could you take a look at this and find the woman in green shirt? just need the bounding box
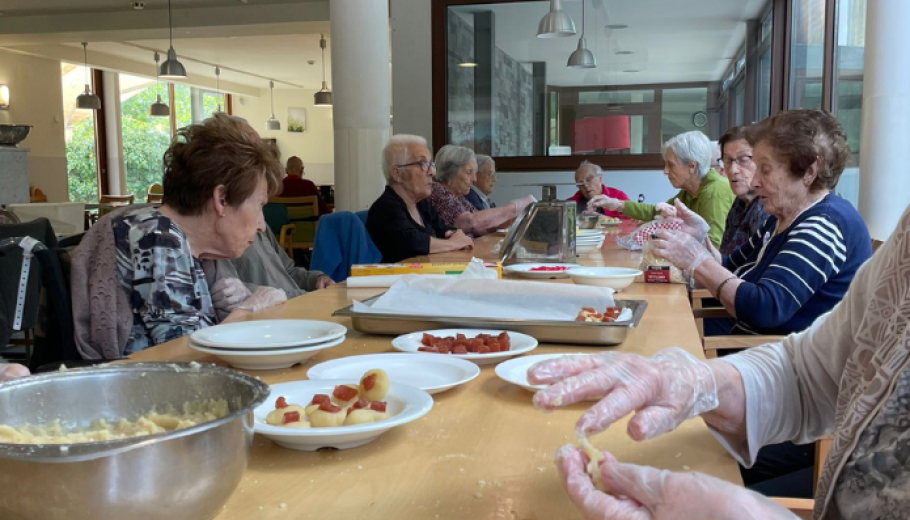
[587,130,736,248]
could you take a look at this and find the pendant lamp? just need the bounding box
[567,0,596,68]
[149,52,170,117]
[313,34,333,107]
[76,42,102,110]
[159,0,187,79]
[265,81,281,130]
[537,0,576,38]
[213,66,223,113]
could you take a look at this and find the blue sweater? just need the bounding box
[723,194,871,335]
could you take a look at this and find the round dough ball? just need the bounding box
[304,404,320,417]
[359,369,390,402]
[265,405,308,427]
[308,408,346,428]
[343,409,376,426]
[372,410,391,423]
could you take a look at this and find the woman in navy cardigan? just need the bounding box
[652,109,872,337]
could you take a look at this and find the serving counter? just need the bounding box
[129,226,741,520]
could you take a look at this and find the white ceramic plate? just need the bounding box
[188,336,345,370]
[254,379,433,450]
[576,229,605,237]
[190,320,347,350]
[495,353,596,394]
[391,329,539,365]
[307,353,480,394]
[502,263,582,279]
[566,267,643,291]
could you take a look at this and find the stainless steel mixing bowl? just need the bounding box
[0,363,270,520]
[0,125,32,147]
[577,214,599,229]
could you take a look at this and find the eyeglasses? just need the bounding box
[722,155,753,168]
[397,160,436,173]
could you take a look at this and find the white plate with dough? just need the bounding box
[188,336,345,370]
[391,329,538,365]
[254,379,433,450]
[495,353,596,393]
[307,353,480,394]
[502,263,582,279]
[190,320,347,350]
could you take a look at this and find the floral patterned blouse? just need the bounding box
[719,196,768,257]
[429,182,476,234]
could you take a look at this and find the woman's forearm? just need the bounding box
[429,236,461,254]
[694,259,744,318]
[455,205,517,235]
[701,360,748,438]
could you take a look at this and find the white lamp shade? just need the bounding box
[76,85,102,110]
[149,95,170,117]
[567,37,597,68]
[265,116,281,131]
[159,47,187,79]
[0,84,9,109]
[537,0,576,38]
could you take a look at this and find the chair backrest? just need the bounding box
[262,202,290,236]
[270,196,320,216]
[871,238,884,253]
[147,184,164,204]
[310,211,382,281]
[286,206,318,246]
[100,194,135,206]
[29,186,48,203]
[355,210,369,226]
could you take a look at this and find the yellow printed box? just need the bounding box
[350,262,502,278]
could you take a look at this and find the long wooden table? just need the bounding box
[130,226,741,519]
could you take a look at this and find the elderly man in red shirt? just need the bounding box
[280,156,328,214]
[568,161,629,219]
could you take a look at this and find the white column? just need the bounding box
[857,0,910,239]
[329,0,391,212]
[101,71,126,196]
[390,0,433,146]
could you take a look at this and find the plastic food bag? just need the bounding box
[637,239,687,284]
[616,218,683,251]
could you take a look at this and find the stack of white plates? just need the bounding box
[576,232,606,255]
[188,320,347,370]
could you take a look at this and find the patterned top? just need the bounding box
[719,196,768,256]
[112,206,215,353]
[429,182,476,233]
[835,366,910,519]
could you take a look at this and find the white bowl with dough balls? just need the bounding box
[566,267,642,291]
[253,379,433,450]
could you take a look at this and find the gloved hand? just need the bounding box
[650,229,713,273]
[445,229,474,250]
[529,348,718,440]
[555,445,799,520]
[511,195,537,214]
[210,278,252,313]
[654,202,677,219]
[587,195,623,212]
[315,275,336,290]
[236,286,287,312]
[0,363,30,382]
[671,199,710,244]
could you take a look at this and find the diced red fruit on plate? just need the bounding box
[370,401,387,412]
[421,333,434,346]
[318,402,342,413]
[275,396,288,409]
[310,394,331,407]
[361,373,377,391]
[352,397,369,410]
[281,411,301,424]
[529,266,568,271]
[452,345,468,355]
[333,385,359,401]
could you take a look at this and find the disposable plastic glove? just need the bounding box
[650,229,713,273]
[236,286,287,312]
[671,199,710,244]
[654,202,677,219]
[529,348,718,440]
[511,194,537,214]
[587,195,623,212]
[555,445,799,520]
[210,278,252,313]
[0,363,30,382]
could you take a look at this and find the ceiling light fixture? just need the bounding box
[149,51,170,117]
[537,0,576,38]
[76,42,102,110]
[622,69,640,73]
[458,62,479,68]
[266,80,280,130]
[314,34,333,107]
[0,84,9,110]
[159,0,187,79]
[567,0,596,68]
[615,50,634,55]
[214,66,223,113]
[605,24,629,29]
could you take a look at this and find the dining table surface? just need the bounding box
[129,222,743,520]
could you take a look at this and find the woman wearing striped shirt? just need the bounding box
[652,109,872,337]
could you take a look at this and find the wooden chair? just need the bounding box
[29,186,48,203]
[147,183,163,204]
[90,194,135,224]
[268,196,320,257]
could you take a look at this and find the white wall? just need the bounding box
[390,0,433,145]
[232,87,335,185]
[491,170,680,209]
[0,49,69,202]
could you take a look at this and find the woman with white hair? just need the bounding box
[588,130,735,248]
[430,145,535,237]
[366,135,474,263]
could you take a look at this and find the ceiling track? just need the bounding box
[119,41,307,89]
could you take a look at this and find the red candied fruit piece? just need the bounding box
[370,401,387,412]
[421,333,435,346]
[452,345,468,355]
[310,394,331,407]
[352,397,369,410]
[275,396,288,409]
[477,345,490,354]
[281,411,301,424]
[497,332,511,350]
[362,373,377,391]
[333,385,359,401]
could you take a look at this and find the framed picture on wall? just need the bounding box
[287,107,306,133]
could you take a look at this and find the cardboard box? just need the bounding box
[350,262,502,278]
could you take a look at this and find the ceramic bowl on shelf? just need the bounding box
[0,125,32,147]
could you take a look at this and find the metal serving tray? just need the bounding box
[332,296,647,346]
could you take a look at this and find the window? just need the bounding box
[62,63,98,203]
[119,73,171,201]
[755,7,774,121]
[661,88,708,144]
[789,0,826,109]
[173,84,226,130]
[832,0,866,206]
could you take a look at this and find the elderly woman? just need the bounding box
[588,131,735,248]
[366,135,474,263]
[717,126,769,256]
[465,154,497,211]
[530,203,910,520]
[0,363,29,382]
[653,110,872,337]
[429,145,535,236]
[103,114,286,354]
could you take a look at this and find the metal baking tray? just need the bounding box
[332,296,647,346]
